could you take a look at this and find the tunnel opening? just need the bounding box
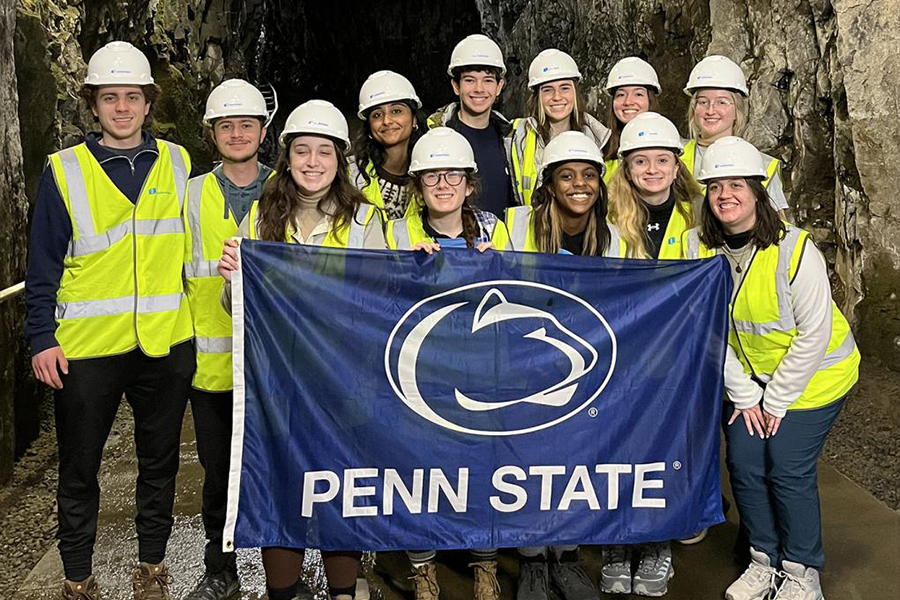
[245,0,484,157]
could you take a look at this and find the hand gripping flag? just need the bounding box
[224,241,732,551]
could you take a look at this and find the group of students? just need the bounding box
[23,32,859,600]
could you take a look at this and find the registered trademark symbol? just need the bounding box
[673,461,682,470]
[588,407,599,418]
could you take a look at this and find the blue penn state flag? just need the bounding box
[223,241,732,552]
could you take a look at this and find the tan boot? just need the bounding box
[470,560,500,600]
[131,560,172,600]
[410,562,440,600]
[62,575,100,600]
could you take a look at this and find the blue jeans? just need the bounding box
[723,397,845,570]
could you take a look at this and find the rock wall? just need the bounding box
[477,0,900,369]
[0,0,31,482]
[1,0,897,479]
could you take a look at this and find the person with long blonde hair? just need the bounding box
[607,112,701,261]
[682,55,789,216]
[601,112,702,597]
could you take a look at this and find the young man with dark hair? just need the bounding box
[428,34,516,219]
[25,41,193,600]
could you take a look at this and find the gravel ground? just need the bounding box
[1,362,897,596]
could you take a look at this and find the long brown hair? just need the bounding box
[525,81,589,144]
[603,87,660,160]
[257,135,368,242]
[411,170,483,248]
[698,178,786,249]
[607,152,701,258]
[530,163,611,256]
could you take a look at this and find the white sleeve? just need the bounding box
[765,162,789,211]
[724,344,764,409]
[762,240,832,417]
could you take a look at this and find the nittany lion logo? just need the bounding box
[384,281,616,436]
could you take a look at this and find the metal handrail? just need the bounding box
[0,281,24,304]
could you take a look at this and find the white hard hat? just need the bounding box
[618,112,684,157]
[605,57,661,94]
[528,49,582,88]
[540,131,605,176]
[684,55,749,96]
[409,127,478,174]
[447,34,506,77]
[204,79,268,125]
[279,100,350,148]
[84,41,154,86]
[696,136,767,182]
[357,70,422,120]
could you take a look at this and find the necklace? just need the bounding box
[722,244,754,273]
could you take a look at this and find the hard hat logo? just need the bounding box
[357,70,421,120]
[409,127,478,174]
[696,136,767,181]
[618,112,684,157]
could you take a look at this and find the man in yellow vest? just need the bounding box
[24,41,193,600]
[183,79,272,600]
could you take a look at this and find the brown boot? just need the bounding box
[409,562,440,600]
[131,560,172,600]
[470,560,500,600]
[61,575,100,600]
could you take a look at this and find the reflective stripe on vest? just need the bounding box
[249,201,376,248]
[505,205,625,257]
[687,225,859,409]
[49,140,192,359]
[388,219,414,250]
[681,139,779,189]
[185,171,251,391]
[510,120,538,206]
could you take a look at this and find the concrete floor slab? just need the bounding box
[14,405,900,599]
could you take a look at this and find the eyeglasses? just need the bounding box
[421,171,466,187]
[696,97,734,109]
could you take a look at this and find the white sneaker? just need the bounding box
[772,560,824,600]
[725,547,777,600]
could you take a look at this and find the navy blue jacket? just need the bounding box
[25,131,174,355]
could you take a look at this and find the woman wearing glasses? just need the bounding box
[386,127,509,253]
[682,55,789,217]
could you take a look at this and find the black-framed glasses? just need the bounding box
[421,171,466,187]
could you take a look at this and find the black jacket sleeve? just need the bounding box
[25,166,72,356]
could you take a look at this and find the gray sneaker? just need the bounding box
[549,556,598,600]
[600,545,632,595]
[185,570,240,600]
[517,559,550,600]
[632,543,674,597]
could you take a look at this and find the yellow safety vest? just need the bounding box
[683,226,860,409]
[247,200,379,247]
[681,139,779,189]
[386,208,510,250]
[500,205,626,257]
[603,158,619,184]
[352,161,418,219]
[48,139,192,359]
[655,201,694,260]
[184,170,272,392]
[509,119,540,206]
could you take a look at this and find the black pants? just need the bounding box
[189,389,236,574]
[55,342,194,581]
